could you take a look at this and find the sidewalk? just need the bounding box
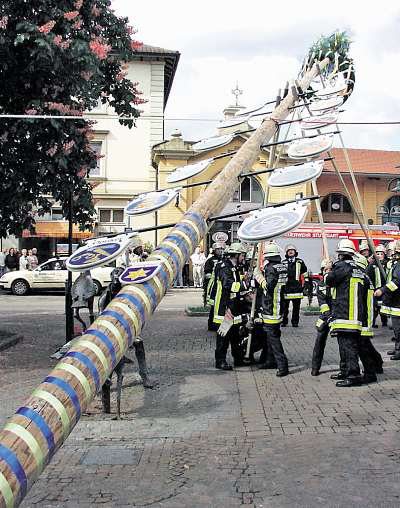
[2,302,400,506]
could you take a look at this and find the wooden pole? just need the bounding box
[0,58,329,508]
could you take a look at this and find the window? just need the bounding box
[51,208,63,221]
[89,141,102,177]
[388,179,400,193]
[231,176,264,203]
[99,209,125,224]
[382,196,400,225]
[321,193,351,213]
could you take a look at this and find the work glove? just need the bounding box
[218,309,234,337]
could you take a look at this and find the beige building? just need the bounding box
[17,45,180,259]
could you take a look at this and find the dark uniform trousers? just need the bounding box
[311,324,330,371]
[215,325,243,365]
[373,299,387,327]
[392,316,400,355]
[282,299,301,326]
[262,324,288,371]
[337,332,378,378]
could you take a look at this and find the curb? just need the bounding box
[0,334,23,352]
[185,310,209,317]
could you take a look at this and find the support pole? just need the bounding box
[0,58,330,508]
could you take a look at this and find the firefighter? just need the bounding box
[376,240,400,360]
[311,258,333,376]
[282,244,308,327]
[359,240,371,258]
[354,252,383,382]
[326,239,365,387]
[366,244,387,328]
[204,242,225,331]
[253,243,289,377]
[213,242,247,370]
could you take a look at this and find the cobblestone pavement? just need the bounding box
[2,292,400,507]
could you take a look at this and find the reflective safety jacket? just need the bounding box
[386,258,394,282]
[213,258,244,324]
[325,259,366,333]
[361,274,374,337]
[256,256,287,325]
[315,278,332,331]
[204,255,220,305]
[282,256,308,299]
[366,261,386,290]
[381,259,400,316]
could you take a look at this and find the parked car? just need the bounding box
[0,257,113,296]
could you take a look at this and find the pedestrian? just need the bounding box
[27,248,39,270]
[191,246,206,288]
[5,248,18,272]
[282,244,309,327]
[377,240,400,360]
[213,243,247,370]
[0,249,5,277]
[311,258,333,376]
[326,239,365,387]
[253,243,289,377]
[31,247,39,264]
[358,240,371,259]
[19,248,29,270]
[366,244,387,328]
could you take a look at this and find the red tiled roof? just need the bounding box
[323,148,400,176]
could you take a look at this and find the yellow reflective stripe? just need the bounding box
[331,287,336,299]
[349,279,355,322]
[181,219,201,242]
[0,471,14,508]
[163,240,185,265]
[320,304,330,313]
[78,340,109,374]
[361,328,373,337]
[390,307,400,316]
[285,293,303,299]
[262,317,282,324]
[315,318,324,328]
[273,285,279,317]
[367,289,373,329]
[4,423,44,471]
[57,363,92,405]
[112,301,140,335]
[213,281,223,323]
[375,267,381,289]
[386,281,398,292]
[231,282,241,292]
[173,229,193,251]
[296,261,301,280]
[126,286,152,315]
[233,316,242,324]
[33,389,70,438]
[330,323,362,331]
[380,305,391,315]
[96,318,126,353]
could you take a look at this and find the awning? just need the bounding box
[22,221,92,239]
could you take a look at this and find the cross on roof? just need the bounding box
[231,82,243,107]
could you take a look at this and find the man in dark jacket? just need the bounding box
[311,258,334,376]
[377,240,400,360]
[366,244,387,327]
[213,243,247,370]
[282,244,308,327]
[204,242,225,331]
[326,239,366,387]
[253,243,289,377]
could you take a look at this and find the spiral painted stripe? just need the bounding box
[4,423,44,471]
[101,309,133,344]
[16,407,55,457]
[0,471,13,508]
[57,363,92,404]
[44,377,81,420]
[64,352,100,392]
[86,329,117,368]
[0,444,27,500]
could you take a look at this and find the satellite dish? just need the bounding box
[268,160,324,187]
[218,117,248,129]
[126,188,180,216]
[309,96,344,113]
[288,134,334,159]
[300,112,338,130]
[238,201,310,243]
[66,233,137,271]
[192,134,234,152]
[167,158,213,184]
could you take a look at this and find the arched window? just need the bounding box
[321,193,351,213]
[382,195,400,224]
[232,176,264,203]
[388,178,400,193]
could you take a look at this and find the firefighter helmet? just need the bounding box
[226,242,243,255]
[394,240,400,254]
[336,239,356,254]
[285,244,297,254]
[358,240,370,253]
[354,252,368,270]
[375,244,386,254]
[264,243,280,258]
[212,242,225,251]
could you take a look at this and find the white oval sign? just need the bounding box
[192,134,234,152]
[167,158,213,184]
[268,160,324,187]
[288,135,334,159]
[126,188,179,216]
[212,231,229,242]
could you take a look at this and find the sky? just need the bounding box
[113,0,400,151]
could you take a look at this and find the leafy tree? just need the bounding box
[0,0,144,236]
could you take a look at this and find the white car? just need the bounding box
[0,257,113,296]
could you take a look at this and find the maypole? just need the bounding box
[0,37,336,507]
